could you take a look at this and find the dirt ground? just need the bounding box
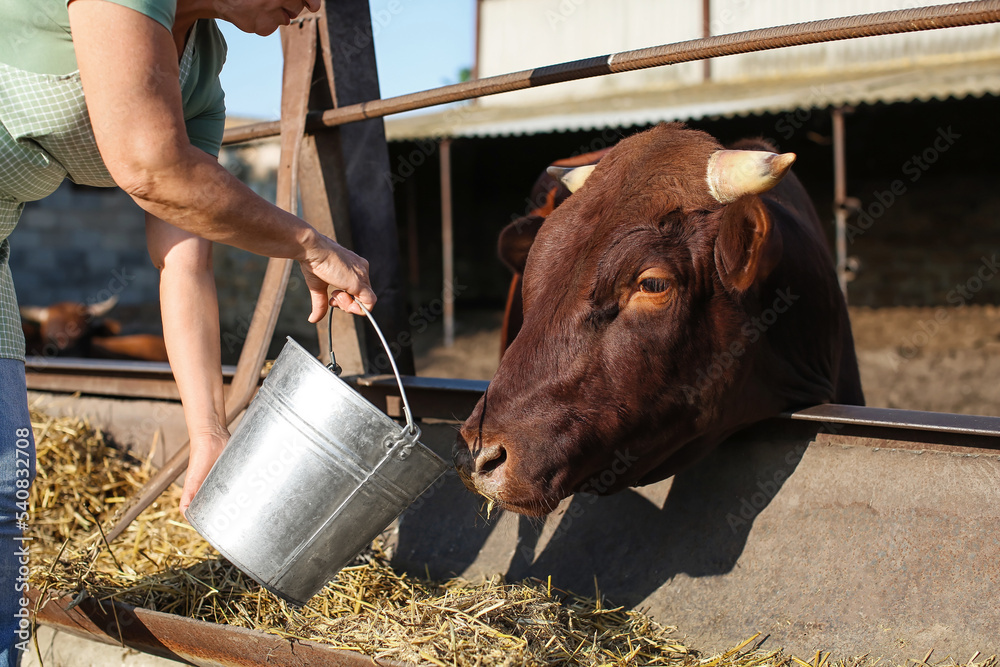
[849,304,1000,416]
[412,305,1000,417]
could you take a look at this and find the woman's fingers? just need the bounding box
[307,281,333,323]
[354,285,377,311]
[329,290,354,314]
[329,287,376,316]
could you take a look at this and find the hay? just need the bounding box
[26,409,689,666]
[24,408,1000,667]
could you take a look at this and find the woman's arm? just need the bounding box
[146,214,229,514]
[68,0,373,508]
[67,0,373,321]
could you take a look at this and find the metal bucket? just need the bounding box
[186,302,448,605]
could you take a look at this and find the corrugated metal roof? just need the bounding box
[384,0,1000,141]
[383,55,1000,141]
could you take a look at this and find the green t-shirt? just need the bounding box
[0,0,228,156]
[0,0,228,360]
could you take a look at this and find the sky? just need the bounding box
[218,0,477,120]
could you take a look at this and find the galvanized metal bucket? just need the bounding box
[186,302,448,605]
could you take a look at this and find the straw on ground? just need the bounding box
[25,408,999,667]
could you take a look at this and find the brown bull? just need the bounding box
[20,295,168,361]
[454,123,864,516]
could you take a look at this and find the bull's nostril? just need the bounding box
[474,445,507,475]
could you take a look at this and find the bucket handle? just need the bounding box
[327,298,421,449]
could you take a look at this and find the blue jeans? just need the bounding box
[0,361,34,667]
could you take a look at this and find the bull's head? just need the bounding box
[454,123,810,516]
[20,295,120,355]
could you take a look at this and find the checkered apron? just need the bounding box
[0,26,196,359]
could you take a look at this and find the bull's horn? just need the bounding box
[706,150,796,204]
[86,294,119,317]
[19,306,48,323]
[547,164,597,194]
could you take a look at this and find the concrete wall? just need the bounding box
[9,184,159,315]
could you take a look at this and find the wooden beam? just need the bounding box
[298,9,367,375]
[321,0,414,374]
[440,138,455,348]
[832,107,849,300]
[406,178,420,291]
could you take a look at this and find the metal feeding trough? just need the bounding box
[28,589,410,667]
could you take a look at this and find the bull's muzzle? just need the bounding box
[452,437,506,498]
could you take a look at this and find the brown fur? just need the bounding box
[497,149,611,357]
[455,123,863,516]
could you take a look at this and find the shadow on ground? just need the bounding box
[391,420,811,608]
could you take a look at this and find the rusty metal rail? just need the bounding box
[222,1,1000,145]
[25,357,237,402]
[28,589,407,667]
[354,375,1000,447]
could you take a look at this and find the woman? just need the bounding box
[1,1,374,663]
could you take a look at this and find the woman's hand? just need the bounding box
[181,425,230,516]
[299,233,377,322]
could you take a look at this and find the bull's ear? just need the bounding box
[714,196,783,292]
[498,214,545,274]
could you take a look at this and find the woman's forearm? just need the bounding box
[128,146,321,261]
[150,217,227,432]
[148,216,231,513]
[161,259,226,434]
[129,145,373,321]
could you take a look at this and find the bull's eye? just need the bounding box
[631,269,673,308]
[639,277,669,294]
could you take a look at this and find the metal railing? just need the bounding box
[222,1,1000,145]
